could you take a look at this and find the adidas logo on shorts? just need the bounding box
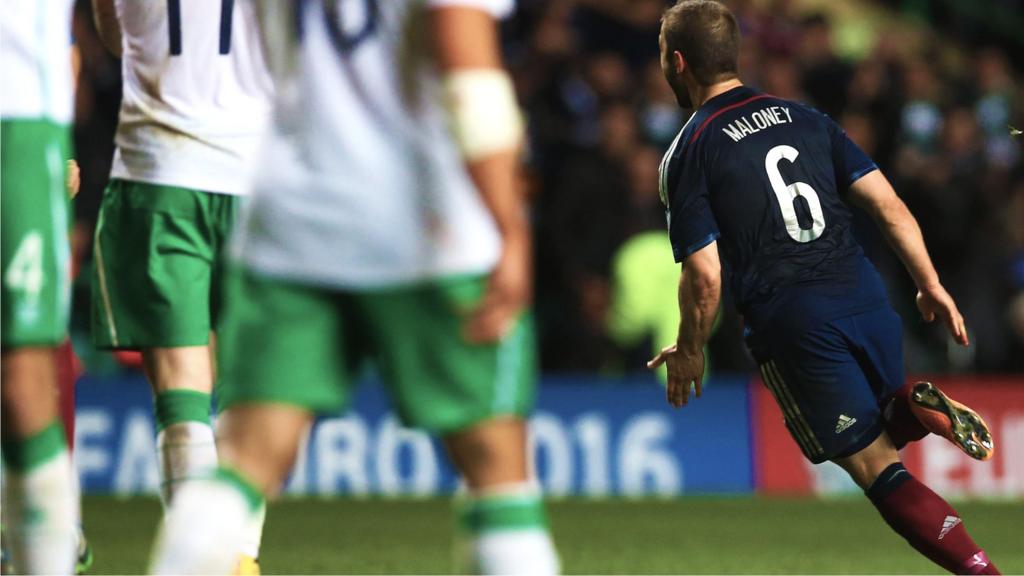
[938,515,961,540]
[834,414,857,434]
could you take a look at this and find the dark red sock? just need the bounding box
[867,463,999,574]
[882,384,929,449]
[55,340,80,450]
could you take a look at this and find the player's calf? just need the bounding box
[837,432,999,575]
[1,350,78,575]
[142,347,218,507]
[216,404,311,496]
[445,417,559,575]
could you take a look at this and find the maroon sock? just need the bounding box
[56,340,79,450]
[882,384,928,449]
[866,463,999,574]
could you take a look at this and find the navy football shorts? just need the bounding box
[753,305,905,464]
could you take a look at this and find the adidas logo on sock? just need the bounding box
[938,515,961,540]
[966,552,990,569]
[834,414,857,434]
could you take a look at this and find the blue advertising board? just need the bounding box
[73,374,753,496]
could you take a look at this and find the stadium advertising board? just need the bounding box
[73,374,1021,497]
[73,375,754,496]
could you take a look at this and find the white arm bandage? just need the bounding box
[442,68,524,161]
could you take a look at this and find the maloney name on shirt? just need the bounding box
[721,105,793,143]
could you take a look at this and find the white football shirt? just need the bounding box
[0,0,74,124]
[110,0,273,195]
[234,0,515,289]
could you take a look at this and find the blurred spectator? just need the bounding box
[845,56,902,171]
[974,48,1020,169]
[640,61,686,147]
[797,14,852,118]
[899,58,944,154]
[536,102,637,371]
[759,55,806,102]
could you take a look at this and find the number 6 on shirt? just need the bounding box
[765,144,826,243]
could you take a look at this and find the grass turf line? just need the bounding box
[82,495,1023,574]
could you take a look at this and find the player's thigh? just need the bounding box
[215,266,350,415]
[217,403,313,496]
[357,275,538,434]
[1,119,71,348]
[850,305,906,402]
[92,180,221,349]
[758,318,886,464]
[1,347,61,439]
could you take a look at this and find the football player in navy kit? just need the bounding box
[647,2,999,574]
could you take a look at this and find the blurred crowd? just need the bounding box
[68,0,1024,377]
[504,0,1024,375]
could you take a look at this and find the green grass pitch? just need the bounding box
[82,495,1023,574]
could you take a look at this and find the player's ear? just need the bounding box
[673,50,686,74]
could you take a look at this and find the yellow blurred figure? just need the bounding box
[607,231,715,382]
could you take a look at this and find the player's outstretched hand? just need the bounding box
[647,344,705,409]
[465,228,531,344]
[916,283,969,346]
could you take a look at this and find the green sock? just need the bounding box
[153,389,212,430]
[214,466,265,513]
[153,390,216,507]
[455,488,559,574]
[458,492,548,534]
[2,420,78,574]
[1,421,66,472]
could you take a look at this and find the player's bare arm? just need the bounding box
[68,42,82,198]
[91,0,122,57]
[848,170,969,346]
[430,6,529,344]
[648,240,721,408]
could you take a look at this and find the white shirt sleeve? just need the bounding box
[426,0,515,19]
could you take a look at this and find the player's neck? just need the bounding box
[690,78,744,108]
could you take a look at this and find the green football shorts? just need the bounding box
[1,119,72,347]
[91,179,238,349]
[216,267,537,433]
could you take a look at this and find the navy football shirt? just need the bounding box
[660,86,889,335]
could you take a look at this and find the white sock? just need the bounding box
[459,482,560,575]
[475,530,560,575]
[239,501,266,558]
[156,421,218,507]
[150,477,254,575]
[6,450,79,575]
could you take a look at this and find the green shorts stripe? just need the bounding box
[92,206,120,346]
[493,323,526,414]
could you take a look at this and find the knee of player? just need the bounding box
[834,435,901,489]
[444,419,529,487]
